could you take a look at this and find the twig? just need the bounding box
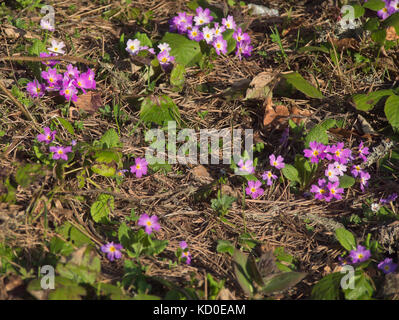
[0,55,97,66]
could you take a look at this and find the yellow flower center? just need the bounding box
[57,149,63,155]
[78,81,82,86]
[192,31,197,36]
[109,246,116,252]
[217,43,221,48]
[146,221,152,226]
[313,150,319,156]
[320,189,325,194]
[331,189,336,194]
[268,172,272,178]
[49,77,54,83]
[46,135,51,140]
[237,36,242,41]
[250,187,256,193]
[130,45,135,50]
[335,150,341,156]
[273,161,277,166]
[162,57,167,63]
[53,47,58,51]
[65,89,70,95]
[385,265,390,270]
[226,23,231,28]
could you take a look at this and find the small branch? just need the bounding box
[0,55,97,66]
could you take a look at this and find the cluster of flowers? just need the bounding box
[340,245,398,275]
[26,40,96,102]
[169,7,253,60]
[126,39,175,71]
[305,141,370,202]
[36,126,75,161]
[101,213,191,264]
[370,0,399,20]
[240,154,285,199]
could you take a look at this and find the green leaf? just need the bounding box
[364,17,380,31]
[339,174,355,189]
[57,117,75,135]
[371,29,386,45]
[384,95,399,128]
[297,45,329,54]
[353,89,394,111]
[281,164,300,183]
[233,249,254,296]
[262,272,306,294]
[216,240,235,256]
[133,31,152,48]
[56,246,101,285]
[363,0,385,11]
[382,12,399,29]
[99,128,121,148]
[170,64,186,91]
[15,163,43,188]
[140,95,181,125]
[343,272,374,300]
[90,194,114,223]
[94,149,121,164]
[91,164,116,177]
[49,236,74,256]
[28,39,46,57]
[311,272,343,300]
[161,32,202,67]
[352,4,366,18]
[305,124,329,147]
[58,222,93,247]
[223,29,237,54]
[282,72,324,99]
[335,228,356,251]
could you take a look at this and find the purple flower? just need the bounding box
[37,127,56,144]
[81,68,96,90]
[390,0,399,12]
[130,157,148,178]
[358,141,369,162]
[116,169,128,178]
[222,15,236,30]
[326,142,351,164]
[138,213,161,235]
[202,26,215,44]
[212,36,228,55]
[378,2,394,19]
[262,170,277,186]
[359,171,370,192]
[71,139,77,146]
[237,159,255,174]
[338,255,353,266]
[49,146,72,161]
[233,28,251,44]
[269,154,285,170]
[187,26,203,42]
[27,79,45,98]
[157,50,175,70]
[310,179,328,201]
[65,64,80,79]
[325,163,340,182]
[41,67,62,91]
[101,242,123,261]
[350,164,363,178]
[325,181,344,202]
[245,180,264,199]
[349,245,371,264]
[39,52,59,67]
[304,141,326,163]
[235,40,253,60]
[378,258,398,274]
[194,7,213,26]
[179,241,192,265]
[74,73,91,92]
[60,78,78,102]
[380,193,398,204]
[171,12,193,33]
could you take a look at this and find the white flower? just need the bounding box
[40,19,55,32]
[48,40,65,54]
[338,18,360,31]
[371,203,381,213]
[126,39,141,56]
[157,42,171,53]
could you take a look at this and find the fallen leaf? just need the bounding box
[386,26,399,41]
[263,98,311,127]
[245,71,274,100]
[73,91,102,114]
[191,165,213,183]
[330,37,358,51]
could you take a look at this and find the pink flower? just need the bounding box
[325,163,339,182]
[138,213,161,235]
[325,181,344,202]
[359,171,370,192]
[212,36,228,55]
[194,7,213,26]
[237,159,255,174]
[304,141,326,163]
[49,146,72,161]
[269,154,285,170]
[130,157,148,178]
[262,170,277,186]
[37,127,56,144]
[245,180,264,199]
[179,241,191,265]
[222,15,236,30]
[26,79,45,98]
[310,179,328,201]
